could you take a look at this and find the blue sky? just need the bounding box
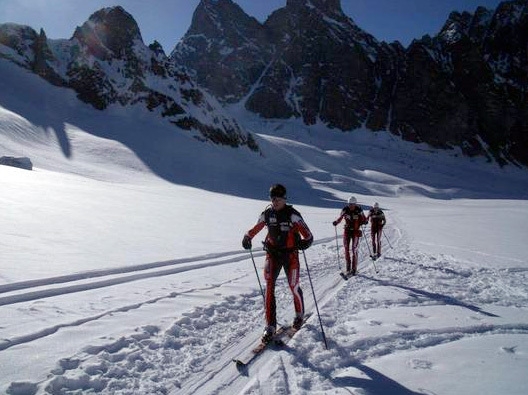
[0,0,504,52]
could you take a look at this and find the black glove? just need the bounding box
[242,235,252,250]
[332,221,338,226]
[297,238,312,250]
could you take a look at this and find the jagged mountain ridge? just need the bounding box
[0,1,526,165]
[172,0,394,131]
[170,0,272,103]
[392,0,528,164]
[0,6,258,150]
[172,0,528,166]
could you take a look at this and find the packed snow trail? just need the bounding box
[4,222,528,395]
[0,228,385,394]
[173,226,403,394]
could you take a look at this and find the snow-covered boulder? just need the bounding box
[0,156,33,170]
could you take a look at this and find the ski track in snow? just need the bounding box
[4,226,528,395]
[0,250,265,309]
[1,244,325,352]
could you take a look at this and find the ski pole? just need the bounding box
[383,229,393,249]
[334,225,341,271]
[301,250,328,349]
[362,225,373,257]
[362,225,378,273]
[249,248,265,302]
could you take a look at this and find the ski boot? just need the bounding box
[292,315,304,330]
[261,325,275,344]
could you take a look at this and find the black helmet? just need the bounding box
[269,183,287,199]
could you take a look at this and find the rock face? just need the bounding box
[0,156,33,170]
[173,0,391,131]
[170,0,272,103]
[172,0,528,165]
[246,0,385,130]
[391,1,528,164]
[0,6,258,151]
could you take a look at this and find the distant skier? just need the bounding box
[332,196,367,276]
[367,202,386,258]
[242,184,313,344]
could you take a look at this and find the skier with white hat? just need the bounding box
[332,196,367,276]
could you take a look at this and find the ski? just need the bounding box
[250,326,287,354]
[233,326,287,369]
[233,314,311,370]
[340,272,348,280]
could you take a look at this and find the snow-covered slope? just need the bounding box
[0,6,256,151]
[1,56,528,394]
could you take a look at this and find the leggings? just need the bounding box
[371,226,382,254]
[344,230,360,272]
[263,251,304,327]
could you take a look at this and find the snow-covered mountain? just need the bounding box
[0,6,258,151]
[1,1,526,165]
[173,0,528,166]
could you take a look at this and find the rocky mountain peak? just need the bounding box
[188,0,261,37]
[0,5,258,151]
[171,0,270,103]
[72,6,142,59]
[438,11,473,44]
[286,0,343,15]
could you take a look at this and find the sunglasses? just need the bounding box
[270,196,286,202]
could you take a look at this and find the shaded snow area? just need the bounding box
[1,58,528,394]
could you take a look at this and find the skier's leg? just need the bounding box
[343,231,352,272]
[286,253,304,318]
[263,254,281,328]
[371,227,377,255]
[376,229,382,255]
[351,236,360,274]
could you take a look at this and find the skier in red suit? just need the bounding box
[242,184,313,343]
[333,196,367,276]
[367,202,386,258]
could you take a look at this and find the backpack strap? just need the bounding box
[264,204,294,225]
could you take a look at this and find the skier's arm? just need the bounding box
[333,210,345,226]
[292,214,313,249]
[242,213,266,249]
[361,212,368,225]
[246,218,266,239]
